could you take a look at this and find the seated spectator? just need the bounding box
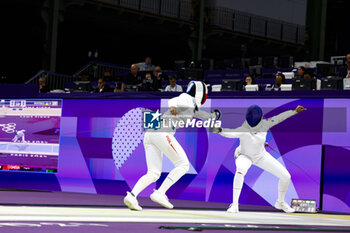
[271,72,286,91]
[153,66,168,90]
[137,57,155,71]
[94,78,112,93]
[80,71,91,81]
[121,64,142,92]
[113,75,124,92]
[296,66,306,78]
[165,76,183,92]
[103,69,113,81]
[304,68,321,90]
[140,73,157,91]
[339,53,350,78]
[244,75,255,86]
[39,76,51,93]
[243,75,260,91]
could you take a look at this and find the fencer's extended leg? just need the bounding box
[124,132,162,211]
[156,134,189,194]
[150,133,189,208]
[228,154,252,213]
[131,140,162,197]
[255,152,294,213]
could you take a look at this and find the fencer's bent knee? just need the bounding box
[279,170,291,181]
[183,162,190,173]
[236,168,248,176]
[284,171,291,181]
[174,159,190,173]
[147,170,161,182]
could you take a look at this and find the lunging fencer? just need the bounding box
[212,105,306,213]
[12,129,26,143]
[124,81,221,211]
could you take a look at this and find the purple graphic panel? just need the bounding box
[323,146,350,213]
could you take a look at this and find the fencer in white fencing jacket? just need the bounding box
[155,81,220,133]
[219,107,297,162]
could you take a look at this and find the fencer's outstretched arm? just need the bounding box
[266,105,306,129]
[194,109,219,121]
[168,96,180,108]
[217,126,244,138]
[168,93,221,120]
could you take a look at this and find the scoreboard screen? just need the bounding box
[0,99,62,173]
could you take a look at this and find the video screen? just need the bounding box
[0,99,62,173]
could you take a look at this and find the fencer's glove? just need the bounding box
[209,126,222,134]
[212,109,221,120]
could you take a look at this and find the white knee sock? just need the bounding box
[277,178,290,202]
[131,173,158,197]
[233,172,244,205]
[158,167,187,195]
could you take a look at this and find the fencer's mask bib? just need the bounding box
[246,105,263,127]
[186,81,208,108]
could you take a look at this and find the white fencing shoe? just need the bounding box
[124,192,142,211]
[150,190,174,209]
[227,203,239,213]
[274,201,295,213]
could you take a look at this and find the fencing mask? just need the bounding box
[246,105,263,127]
[186,81,208,107]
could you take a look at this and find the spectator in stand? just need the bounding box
[296,66,306,78]
[80,71,91,81]
[103,69,113,81]
[165,76,183,92]
[304,68,321,90]
[339,54,350,78]
[271,72,286,91]
[243,75,259,91]
[153,66,168,90]
[244,75,254,86]
[113,74,125,92]
[94,77,112,93]
[121,64,142,92]
[140,72,157,91]
[39,76,51,93]
[137,57,155,71]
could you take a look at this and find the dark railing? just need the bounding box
[25,71,77,91]
[26,62,130,91]
[207,7,305,45]
[74,61,130,80]
[94,0,193,21]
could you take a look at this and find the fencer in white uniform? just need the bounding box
[124,81,221,211]
[213,105,306,213]
[12,130,26,143]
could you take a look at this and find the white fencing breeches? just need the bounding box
[131,132,189,196]
[233,150,291,204]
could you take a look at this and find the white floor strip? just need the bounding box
[0,206,349,227]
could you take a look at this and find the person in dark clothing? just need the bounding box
[271,72,286,91]
[338,54,350,78]
[39,77,51,93]
[304,68,321,90]
[140,73,157,91]
[94,78,112,93]
[296,66,306,78]
[153,66,168,90]
[122,64,142,92]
